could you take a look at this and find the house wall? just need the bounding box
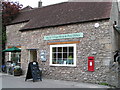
[6,23,27,46]
[5,23,27,62]
[21,20,113,84]
[5,2,120,87]
[108,1,120,87]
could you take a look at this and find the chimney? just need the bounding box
[38,0,42,7]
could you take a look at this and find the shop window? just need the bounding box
[50,44,76,66]
[9,52,21,66]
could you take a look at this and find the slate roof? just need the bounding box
[20,6,33,12]
[9,2,112,31]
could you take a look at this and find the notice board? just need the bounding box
[25,61,42,82]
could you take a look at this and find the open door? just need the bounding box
[29,49,37,62]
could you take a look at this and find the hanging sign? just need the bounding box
[44,32,83,40]
[40,50,47,62]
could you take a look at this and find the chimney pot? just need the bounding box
[38,0,42,7]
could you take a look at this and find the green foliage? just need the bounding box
[1,1,23,64]
[99,83,116,88]
[99,83,109,86]
[2,1,23,45]
[14,66,21,71]
[68,55,73,59]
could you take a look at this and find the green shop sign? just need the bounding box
[44,32,83,40]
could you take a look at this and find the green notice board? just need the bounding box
[44,33,83,40]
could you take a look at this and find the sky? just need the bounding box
[5,0,120,8]
[8,0,68,8]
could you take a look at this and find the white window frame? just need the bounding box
[50,44,76,67]
[8,52,11,61]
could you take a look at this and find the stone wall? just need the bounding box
[6,23,27,46]
[107,1,120,87]
[5,2,120,87]
[5,23,27,62]
[21,20,113,84]
[108,27,120,87]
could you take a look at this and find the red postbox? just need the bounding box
[88,56,94,71]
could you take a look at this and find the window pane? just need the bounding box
[63,53,67,58]
[58,59,63,64]
[58,47,62,52]
[58,53,62,58]
[52,53,56,58]
[11,52,15,57]
[63,47,67,52]
[11,53,18,63]
[69,47,73,52]
[63,58,67,61]
[52,59,57,64]
[67,53,74,64]
[68,53,73,58]
[63,60,67,64]
[67,59,74,64]
[52,47,56,52]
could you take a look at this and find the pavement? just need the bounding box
[0,72,114,89]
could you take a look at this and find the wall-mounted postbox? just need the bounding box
[88,56,94,71]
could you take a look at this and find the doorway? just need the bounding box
[29,49,37,62]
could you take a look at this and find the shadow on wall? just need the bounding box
[114,49,120,88]
[118,62,120,88]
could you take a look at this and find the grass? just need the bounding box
[99,83,109,86]
[99,83,116,88]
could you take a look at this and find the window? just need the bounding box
[8,52,21,66]
[50,44,76,66]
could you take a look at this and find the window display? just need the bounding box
[50,44,76,66]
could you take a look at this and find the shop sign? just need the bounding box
[44,33,83,40]
[40,50,47,62]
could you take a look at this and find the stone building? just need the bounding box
[5,1,120,87]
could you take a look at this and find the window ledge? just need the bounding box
[50,64,76,67]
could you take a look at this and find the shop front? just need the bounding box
[5,1,120,87]
[3,46,22,76]
[20,20,114,84]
